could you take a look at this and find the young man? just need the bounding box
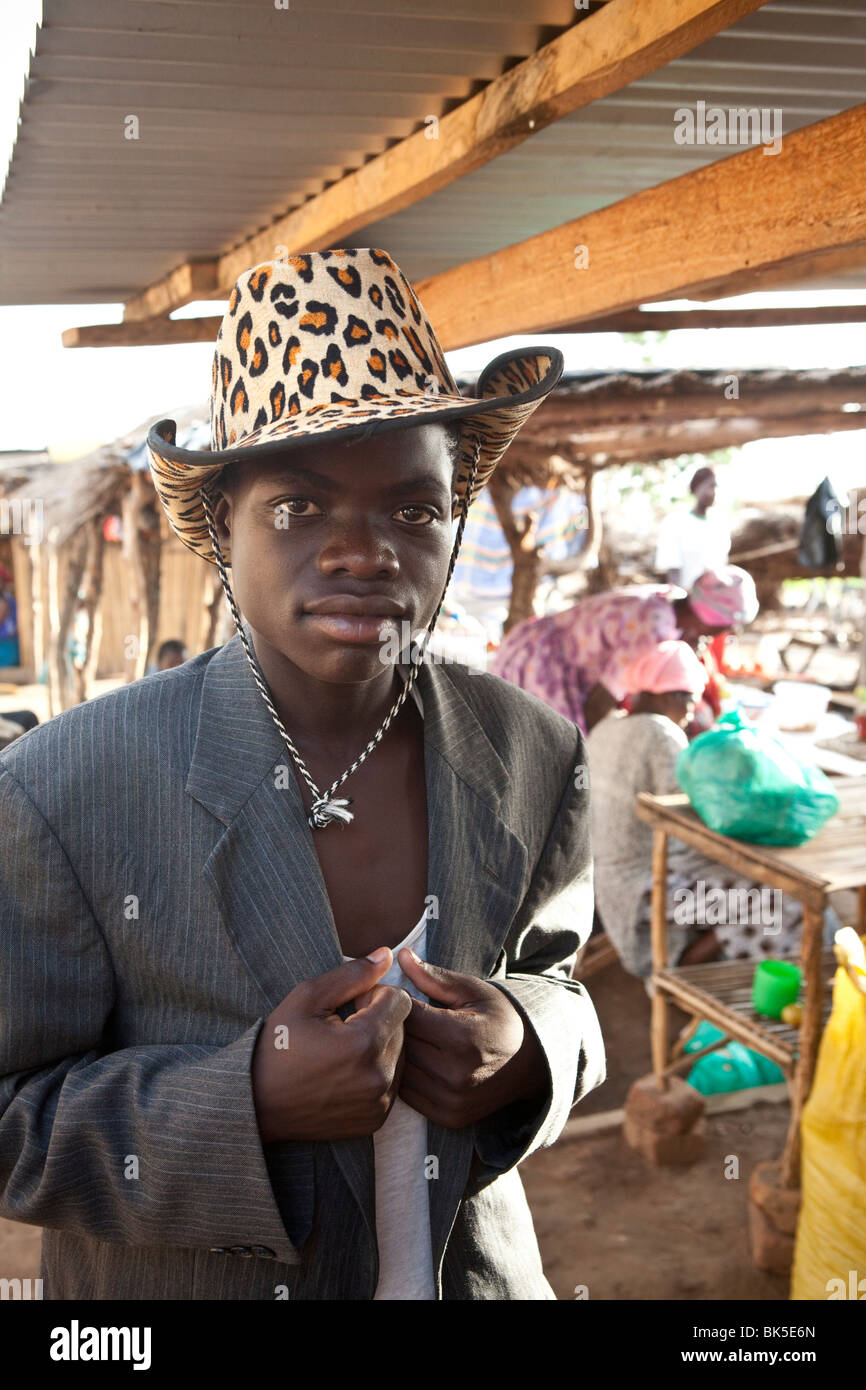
[153,637,189,671]
[654,465,732,590]
[0,249,605,1301]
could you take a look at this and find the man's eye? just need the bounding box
[396,506,436,525]
[274,499,320,520]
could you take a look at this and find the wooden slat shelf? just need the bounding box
[655,951,838,1073]
[638,779,866,1188]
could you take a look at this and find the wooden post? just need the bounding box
[487,469,543,633]
[780,902,826,1189]
[140,503,162,673]
[29,543,45,694]
[45,546,61,719]
[201,566,224,653]
[75,520,105,704]
[121,476,150,682]
[56,530,89,711]
[650,828,670,1090]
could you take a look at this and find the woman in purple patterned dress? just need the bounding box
[490,568,758,734]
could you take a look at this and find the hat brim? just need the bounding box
[146,346,563,562]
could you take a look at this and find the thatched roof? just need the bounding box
[4,366,864,544]
[0,407,208,549]
[507,366,866,484]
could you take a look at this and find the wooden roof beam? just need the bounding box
[672,246,866,302]
[520,411,866,467]
[416,103,866,349]
[112,0,770,325]
[123,262,221,324]
[62,317,222,349]
[559,305,866,332]
[530,382,866,429]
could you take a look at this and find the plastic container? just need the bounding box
[772,681,831,732]
[734,688,773,724]
[752,959,802,1018]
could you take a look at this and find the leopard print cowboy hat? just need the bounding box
[146,247,563,563]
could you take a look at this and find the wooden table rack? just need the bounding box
[635,777,866,1188]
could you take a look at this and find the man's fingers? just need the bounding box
[397,1069,442,1123]
[403,994,469,1046]
[401,1034,448,1085]
[298,949,393,1014]
[346,982,412,1046]
[397,950,478,1006]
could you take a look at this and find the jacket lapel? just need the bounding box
[186,632,377,1245]
[186,630,531,1285]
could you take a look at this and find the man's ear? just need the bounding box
[210,491,233,562]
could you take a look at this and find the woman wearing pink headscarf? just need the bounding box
[490,567,758,735]
[585,641,832,983]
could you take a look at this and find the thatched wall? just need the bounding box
[11,515,214,680]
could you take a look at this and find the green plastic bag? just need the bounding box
[677,710,839,846]
[684,1021,785,1096]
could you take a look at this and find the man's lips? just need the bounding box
[301,595,408,645]
[303,595,407,617]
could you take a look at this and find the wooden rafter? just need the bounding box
[677,245,866,303]
[522,411,866,468]
[534,376,866,429]
[62,318,222,349]
[416,103,866,349]
[123,262,220,324]
[559,306,866,333]
[111,0,770,324]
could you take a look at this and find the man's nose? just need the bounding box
[316,518,400,576]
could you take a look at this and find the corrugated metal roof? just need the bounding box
[1,0,865,306]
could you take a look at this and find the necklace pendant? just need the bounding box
[309,796,354,830]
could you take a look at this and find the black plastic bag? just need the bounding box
[797,476,844,569]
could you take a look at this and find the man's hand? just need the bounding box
[251,948,412,1144]
[395,951,548,1129]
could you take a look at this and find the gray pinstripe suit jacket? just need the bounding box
[0,629,605,1300]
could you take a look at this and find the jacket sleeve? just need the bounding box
[0,766,301,1265]
[473,726,606,1174]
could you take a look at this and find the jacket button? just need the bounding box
[250,1245,276,1258]
[230,1246,253,1257]
[208,1247,229,1254]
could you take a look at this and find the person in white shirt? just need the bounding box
[654,466,731,590]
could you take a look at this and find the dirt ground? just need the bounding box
[523,1103,790,1302]
[516,954,792,1301]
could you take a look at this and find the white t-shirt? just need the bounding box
[654,509,731,590]
[339,672,436,1300]
[341,907,436,1301]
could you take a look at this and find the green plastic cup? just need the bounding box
[752,960,801,1018]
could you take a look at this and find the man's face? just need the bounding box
[693,472,717,509]
[212,422,460,686]
[158,647,187,670]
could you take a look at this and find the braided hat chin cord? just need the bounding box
[198,440,481,831]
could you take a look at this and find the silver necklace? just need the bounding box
[199,440,480,830]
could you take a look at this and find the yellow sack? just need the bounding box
[791,929,866,1301]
